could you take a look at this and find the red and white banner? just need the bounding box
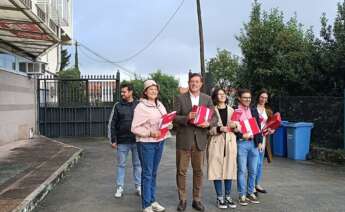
[240,117,261,136]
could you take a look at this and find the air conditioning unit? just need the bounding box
[21,62,47,75]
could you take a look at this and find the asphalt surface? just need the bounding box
[34,137,345,212]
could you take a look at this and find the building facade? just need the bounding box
[0,0,73,145]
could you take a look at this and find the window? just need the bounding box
[19,62,27,73]
[17,56,31,73]
[28,63,34,73]
[0,51,16,71]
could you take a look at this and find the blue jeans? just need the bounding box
[116,143,141,187]
[237,140,259,197]
[137,141,165,209]
[255,150,265,186]
[213,180,232,197]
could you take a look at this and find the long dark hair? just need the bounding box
[211,88,228,106]
[256,88,273,115]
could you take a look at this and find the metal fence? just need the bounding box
[271,95,344,149]
[38,74,120,137]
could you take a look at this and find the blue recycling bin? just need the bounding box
[272,121,289,157]
[286,122,314,160]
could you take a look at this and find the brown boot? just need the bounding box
[177,200,187,211]
[192,201,205,211]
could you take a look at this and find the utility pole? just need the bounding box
[74,41,79,70]
[196,0,206,92]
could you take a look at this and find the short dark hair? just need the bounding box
[120,82,134,91]
[211,88,228,106]
[188,73,203,83]
[237,88,251,98]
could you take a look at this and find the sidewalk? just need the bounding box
[0,137,82,212]
[33,137,345,212]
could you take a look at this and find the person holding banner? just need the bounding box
[174,73,218,211]
[255,89,275,195]
[207,88,238,209]
[234,89,263,206]
[131,80,169,212]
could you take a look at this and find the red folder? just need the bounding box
[240,117,261,136]
[158,111,177,139]
[231,109,243,121]
[190,105,213,126]
[264,113,281,130]
[262,112,281,136]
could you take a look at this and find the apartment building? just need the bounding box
[0,0,73,145]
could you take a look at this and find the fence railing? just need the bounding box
[38,75,120,107]
[38,74,121,137]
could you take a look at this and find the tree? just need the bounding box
[57,67,80,79]
[57,68,83,106]
[150,70,179,112]
[122,70,179,112]
[236,0,316,96]
[206,49,240,88]
[311,1,345,96]
[60,48,71,71]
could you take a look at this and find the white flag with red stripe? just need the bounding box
[240,117,261,136]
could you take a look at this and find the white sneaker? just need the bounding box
[114,186,123,198]
[136,185,141,196]
[143,206,154,212]
[151,202,165,212]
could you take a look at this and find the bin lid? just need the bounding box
[281,121,289,126]
[286,122,314,128]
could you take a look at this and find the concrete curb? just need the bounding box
[12,147,83,212]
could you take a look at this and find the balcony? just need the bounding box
[36,4,46,22]
[49,19,58,35]
[19,0,32,9]
[0,0,59,59]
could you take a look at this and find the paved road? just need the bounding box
[34,137,345,212]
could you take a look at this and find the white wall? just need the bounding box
[0,70,36,146]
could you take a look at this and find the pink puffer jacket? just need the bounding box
[131,99,167,142]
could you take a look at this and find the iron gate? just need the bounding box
[37,73,120,137]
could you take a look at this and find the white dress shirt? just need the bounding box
[190,92,200,106]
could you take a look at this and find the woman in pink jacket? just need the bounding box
[131,80,169,212]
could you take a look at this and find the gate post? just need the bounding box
[115,70,121,102]
[36,77,40,135]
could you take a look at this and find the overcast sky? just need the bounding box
[73,0,341,86]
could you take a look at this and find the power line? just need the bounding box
[79,47,108,63]
[78,42,137,78]
[79,47,134,78]
[111,0,185,63]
